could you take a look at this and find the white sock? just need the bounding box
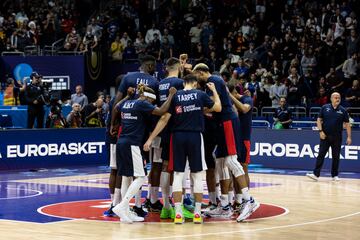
[235,194,243,203]
[150,186,159,204]
[215,185,221,199]
[220,194,229,207]
[195,202,202,214]
[208,192,216,204]
[169,186,173,196]
[228,191,234,203]
[147,183,151,199]
[175,202,182,215]
[110,193,114,202]
[113,188,121,206]
[135,189,142,208]
[241,187,251,201]
[121,177,132,201]
[120,177,146,208]
[160,172,171,209]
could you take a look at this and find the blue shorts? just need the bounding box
[216,117,242,159]
[168,131,207,172]
[116,139,146,177]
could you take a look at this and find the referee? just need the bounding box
[306,92,352,181]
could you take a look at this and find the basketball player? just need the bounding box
[144,74,221,224]
[228,84,253,212]
[112,85,176,223]
[193,64,259,222]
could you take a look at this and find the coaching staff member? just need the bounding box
[306,92,352,181]
[24,72,45,128]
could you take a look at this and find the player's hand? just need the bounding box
[143,139,152,152]
[320,131,326,140]
[110,125,118,137]
[169,87,177,95]
[33,100,38,104]
[206,82,216,92]
[346,137,352,145]
[127,87,135,96]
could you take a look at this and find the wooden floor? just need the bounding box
[1,172,360,240]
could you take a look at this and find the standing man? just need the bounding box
[70,85,88,109]
[25,72,45,128]
[273,97,292,129]
[306,92,352,181]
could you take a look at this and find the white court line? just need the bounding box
[131,211,360,240]
[0,188,43,200]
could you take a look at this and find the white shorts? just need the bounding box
[151,136,163,163]
[109,144,117,169]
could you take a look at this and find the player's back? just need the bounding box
[118,72,159,95]
[158,77,184,105]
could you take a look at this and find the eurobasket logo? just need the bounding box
[0,142,105,159]
[250,142,360,160]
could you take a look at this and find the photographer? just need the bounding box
[66,103,82,128]
[83,31,98,51]
[24,72,46,128]
[45,100,67,129]
[82,98,105,127]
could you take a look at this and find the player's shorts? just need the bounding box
[203,131,217,169]
[109,144,117,168]
[238,139,251,164]
[216,117,242,159]
[168,131,207,173]
[116,140,146,177]
[160,131,171,162]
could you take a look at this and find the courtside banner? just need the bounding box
[250,129,360,172]
[0,128,106,170]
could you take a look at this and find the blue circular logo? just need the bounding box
[13,63,33,83]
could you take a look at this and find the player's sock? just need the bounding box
[135,189,142,208]
[113,188,121,206]
[150,186,159,204]
[208,192,216,204]
[241,187,251,201]
[220,194,229,207]
[228,191,234,204]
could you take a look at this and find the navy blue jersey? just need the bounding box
[170,89,214,132]
[118,99,156,145]
[319,104,349,137]
[118,72,159,96]
[206,75,237,121]
[105,98,117,144]
[158,77,184,105]
[274,106,292,128]
[238,95,253,140]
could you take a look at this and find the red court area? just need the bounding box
[39,199,287,223]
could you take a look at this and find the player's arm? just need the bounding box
[143,113,171,151]
[345,122,352,145]
[151,87,177,116]
[317,117,326,139]
[110,88,134,135]
[206,82,221,112]
[228,92,251,113]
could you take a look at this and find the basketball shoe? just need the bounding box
[236,197,260,222]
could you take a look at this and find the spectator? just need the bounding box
[66,103,82,128]
[234,58,250,79]
[189,22,202,53]
[219,58,232,75]
[120,32,131,48]
[123,40,137,60]
[314,87,329,106]
[158,37,173,62]
[342,52,359,89]
[243,42,258,62]
[64,27,81,51]
[83,32,98,51]
[145,23,162,44]
[245,73,260,98]
[82,98,105,127]
[45,103,67,128]
[110,35,125,61]
[346,29,360,58]
[269,78,287,107]
[345,80,360,107]
[273,97,292,129]
[163,28,174,46]
[326,67,344,94]
[147,33,161,58]
[70,85,88,109]
[301,47,317,76]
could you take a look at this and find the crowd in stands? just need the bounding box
[1,0,360,122]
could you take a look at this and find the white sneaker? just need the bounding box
[236,198,260,222]
[128,211,145,222]
[306,173,318,181]
[204,205,233,218]
[113,205,133,223]
[332,176,340,182]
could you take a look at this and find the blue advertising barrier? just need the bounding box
[0,128,106,170]
[0,128,359,172]
[250,129,360,172]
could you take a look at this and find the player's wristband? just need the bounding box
[319,130,323,132]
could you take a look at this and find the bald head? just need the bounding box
[95,98,104,108]
[330,92,341,107]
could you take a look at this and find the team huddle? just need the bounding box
[105,55,259,224]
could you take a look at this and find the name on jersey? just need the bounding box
[136,78,149,85]
[123,102,135,109]
[121,112,138,120]
[177,93,198,102]
[159,83,170,90]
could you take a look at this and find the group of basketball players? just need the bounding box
[103,55,259,224]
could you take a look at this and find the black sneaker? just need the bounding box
[132,206,148,217]
[142,198,151,210]
[103,205,116,217]
[149,200,163,212]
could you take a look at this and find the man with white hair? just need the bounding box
[306,92,352,181]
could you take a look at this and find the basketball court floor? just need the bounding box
[0,166,359,240]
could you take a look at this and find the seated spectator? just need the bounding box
[110,35,124,61]
[342,52,359,89]
[70,85,88,109]
[326,67,344,93]
[243,42,258,62]
[82,98,105,127]
[134,35,147,59]
[269,78,287,107]
[273,97,292,129]
[64,27,81,51]
[219,58,232,75]
[145,23,162,44]
[245,73,260,98]
[314,87,329,106]
[158,37,173,62]
[83,31,98,51]
[66,103,82,128]
[163,28,175,46]
[146,33,161,58]
[234,58,250,78]
[120,32,131,48]
[45,103,67,129]
[3,78,20,106]
[345,80,360,107]
[123,40,137,60]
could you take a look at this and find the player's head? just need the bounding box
[139,55,156,75]
[183,74,198,89]
[192,63,210,85]
[280,97,287,108]
[165,57,180,75]
[138,84,156,103]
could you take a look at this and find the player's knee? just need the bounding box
[173,172,184,192]
[225,155,244,177]
[191,172,204,193]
